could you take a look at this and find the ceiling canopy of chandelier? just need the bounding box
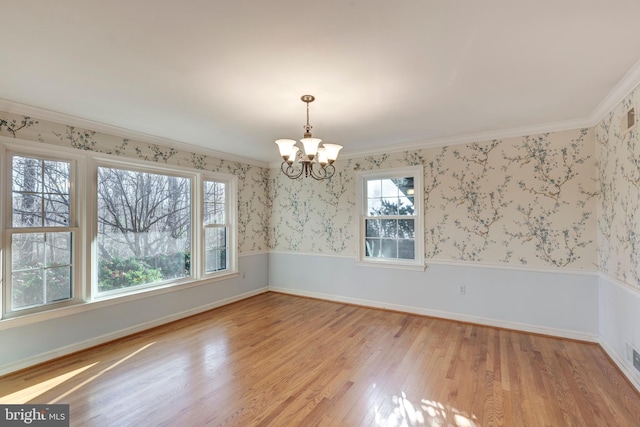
[275,95,343,180]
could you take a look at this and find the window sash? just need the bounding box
[10,231,74,311]
[357,166,424,269]
[204,224,229,273]
[4,151,80,317]
[203,178,231,275]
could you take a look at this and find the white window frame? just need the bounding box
[202,173,238,278]
[90,158,199,299]
[1,143,86,318]
[89,157,239,300]
[356,165,425,270]
[0,137,239,322]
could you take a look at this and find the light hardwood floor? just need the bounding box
[2,292,640,426]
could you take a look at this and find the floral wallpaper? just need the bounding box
[269,128,598,270]
[597,89,640,286]
[0,110,600,270]
[0,112,270,254]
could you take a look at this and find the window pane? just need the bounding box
[398,219,415,238]
[398,240,415,259]
[206,227,227,249]
[12,156,71,228]
[204,181,226,224]
[46,266,72,302]
[381,179,399,197]
[12,233,45,271]
[204,180,226,201]
[381,198,399,215]
[367,180,381,198]
[205,227,227,273]
[12,156,42,192]
[380,239,398,258]
[365,238,380,257]
[392,177,414,195]
[11,232,73,310]
[365,219,380,237]
[367,238,402,259]
[12,270,44,309]
[13,193,43,227]
[46,232,72,267]
[44,194,70,226]
[367,198,382,216]
[43,160,70,193]
[205,249,227,273]
[97,167,192,292]
[398,196,415,215]
[204,202,226,224]
[381,219,397,238]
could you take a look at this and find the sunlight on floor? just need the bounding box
[49,342,156,404]
[0,363,97,404]
[374,388,479,427]
[0,342,155,405]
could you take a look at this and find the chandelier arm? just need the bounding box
[324,163,335,178]
[309,163,335,180]
[281,161,304,180]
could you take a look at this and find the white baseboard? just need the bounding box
[269,286,599,343]
[599,338,640,393]
[0,287,269,377]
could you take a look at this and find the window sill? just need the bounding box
[0,271,238,331]
[356,259,427,272]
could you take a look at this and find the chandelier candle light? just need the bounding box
[275,95,343,180]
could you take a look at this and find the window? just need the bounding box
[203,179,230,273]
[96,165,192,295]
[1,138,239,320]
[4,153,80,316]
[357,166,424,269]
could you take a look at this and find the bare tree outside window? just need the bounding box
[5,150,236,317]
[97,167,192,292]
[10,156,73,310]
[204,180,228,273]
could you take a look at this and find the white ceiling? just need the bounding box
[2,0,640,164]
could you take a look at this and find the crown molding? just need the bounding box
[340,118,590,161]
[7,56,640,171]
[0,99,269,169]
[268,117,589,168]
[588,58,640,126]
[269,61,640,168]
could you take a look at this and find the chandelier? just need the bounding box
[275,95,343,180]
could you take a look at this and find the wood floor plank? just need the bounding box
[2,292,640,426]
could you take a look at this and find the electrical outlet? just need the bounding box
[633,349,640,373]
[458,285,466,295]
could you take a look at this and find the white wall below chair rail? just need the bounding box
[598,273,640,392]
[0,253,269,377]
[269,253,600,342]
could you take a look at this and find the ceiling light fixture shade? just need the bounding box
[276,95,343,180]
[275,139,296,158]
